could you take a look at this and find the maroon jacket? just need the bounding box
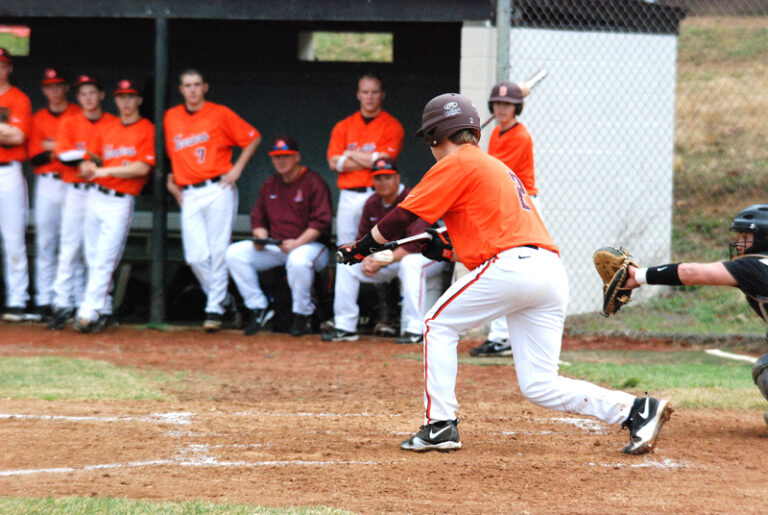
[250,167,333,243]
[357,187,432,253]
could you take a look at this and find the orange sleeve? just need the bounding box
[326,117,348,160]
[399,156,468,224]
[54,114,77,154]
[137,121,156,166]
[376,113,404,158]
[221,106,260,148]
[5,88,31,136]
[28,110,47,158]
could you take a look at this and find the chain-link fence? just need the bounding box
[501,1,768,338]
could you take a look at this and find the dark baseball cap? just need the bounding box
[268,136,299,156]
[488,81,523,112]
[73,74,102,91]
[41,68,67,86]
[0,48,11,64]
[113,79,141,96]
[372,156,398,176]
[415,93,481,147]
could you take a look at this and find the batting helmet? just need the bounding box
[415,93,481,147]
[730,204,768,256]
[752,352,768,401]
[488,81,524,115]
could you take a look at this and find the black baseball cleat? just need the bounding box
[203,312,223,333]
[621,395,673,455]
[401,419,461,452]
[321,328,359,342]
[2,307,27,322]
[373,322,398,337]
[290,313,313,337]
[469,339,512,357]
[47,307,74,330]
[243,307,274,335]
[395,332,423,344]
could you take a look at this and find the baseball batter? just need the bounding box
[327,74,404,245]
[0,48,32,321]
[165,69,261,332]
[623,204,768,423]
[49,75,118,330]
[226,136,332,337]
[472,81,537,357]
[337,93,672,455]
[74,79,154,333]
[28,68,81,321]
[324,157,445,344]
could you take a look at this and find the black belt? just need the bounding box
[342,186,371,193]
[41,172,62,180]
[72,182,91,190]
[0,161,12,166]
[183,175,222,190]
[96,185,126,198]
[522,245,539,250]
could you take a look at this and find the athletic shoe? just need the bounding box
[319,319,335,333]
[25,304,52,322]
[401,419,461,452]
[2,307,27,322]
[73,317,95,334]
[321,328,359,342]
[203,313,223,333]
[91,314,118,333]
[621,394,673,455]
[291,313,313,337]
[373,322,398,337]
[469,339,512,357]
[243,307,274,336]
[395,332,423,344]
[47,307,74,330]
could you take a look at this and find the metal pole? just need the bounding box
[150,17,168,324]
[496,0,511,82]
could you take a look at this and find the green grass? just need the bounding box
[0,30,30,56]
[0,497,355,514]
[311,32,392,62]
[0,357,176,401]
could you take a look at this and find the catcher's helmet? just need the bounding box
[730,204,768,256]
[752,352,768,401]
[415,93,480,147]
[488,81,524,116]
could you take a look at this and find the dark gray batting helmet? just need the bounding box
[415,93,481,147]
[730,204,768,256]
[488,81,524,115]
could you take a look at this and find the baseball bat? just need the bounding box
[481,67,549,130]
[335,227,447,264]
[253,237,282,246]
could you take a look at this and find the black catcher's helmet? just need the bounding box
[729,204,768,257]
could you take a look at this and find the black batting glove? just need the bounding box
[335,232,381,265]
[420,228,453,262]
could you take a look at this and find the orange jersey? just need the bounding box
[56,111,119,183]
[29,103,82,174]
[164,101,260,186]
[89,117,155,196]
[398,144,558,270]
[326,110,404,189]
[488,122,536,195]
[0,85,32,162]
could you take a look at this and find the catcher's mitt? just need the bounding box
[593,246,638,317]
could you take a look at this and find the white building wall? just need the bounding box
[460,24,678,315]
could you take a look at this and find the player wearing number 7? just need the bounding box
[164,69,262,331]
[336,93,672,454]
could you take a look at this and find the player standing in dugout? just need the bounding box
[0,47,32,322]
[165,69,261,332]
[337,93,672,455]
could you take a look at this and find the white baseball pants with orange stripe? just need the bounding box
[0,162,29,308]
[422,245,636,426]
[52,183,88,310]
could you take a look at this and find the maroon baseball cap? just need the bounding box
[73,74,102,90]
[0,48,11,64]
[41,68,66,86]
[268,136,299,156]
[113,78,141,96]
[372,156,398,176]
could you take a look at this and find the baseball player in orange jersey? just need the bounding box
[337,93,672,455]
[48,75,118,330]
[472,81,537,357]
[27,68,81,321]
[327,74,404,245]
[165,69,261,331]
[0,48,32,321]
[73,79,154,333]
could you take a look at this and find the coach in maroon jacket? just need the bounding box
[322,157,447,344]
[226,136,332,337]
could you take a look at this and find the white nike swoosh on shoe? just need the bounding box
[639,397,650,419]
[429,425,451,439]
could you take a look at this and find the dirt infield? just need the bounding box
[1,325,767,513]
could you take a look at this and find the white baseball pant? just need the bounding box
[0,162,30,308]
[77,187,133,322]
[52,183,89,310]
[33,173,68,307]
[181,182,237,315]
[333,253,446,335]
[486,196,541,342]
[422,246,636,425]
[226,240,328,315]
[335,188,374,245]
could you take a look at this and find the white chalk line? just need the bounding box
[590,458,689,469]
[705,349,758,364]
[0,411,193,425]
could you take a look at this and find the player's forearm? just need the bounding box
[98,161,152,179]
[232,137,261,173]
[252,227,269,239]
[390,246,409,263]
[294,227,321,247]
[371,226,389,245]
[0,124,25,145]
